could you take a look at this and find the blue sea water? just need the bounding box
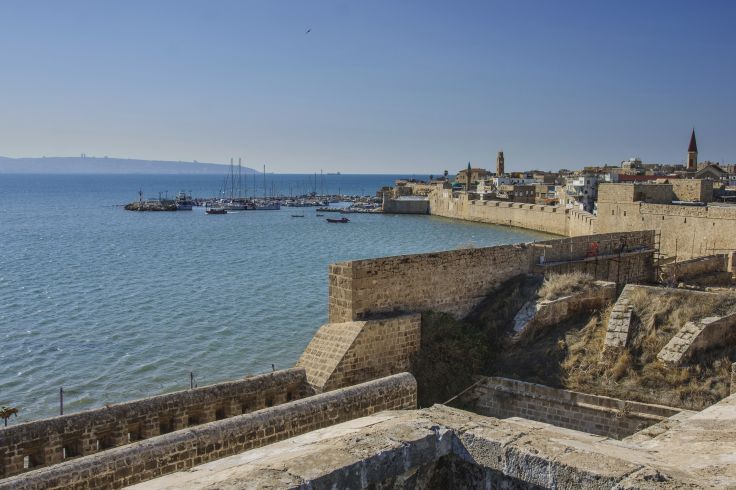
[0,174,554,421]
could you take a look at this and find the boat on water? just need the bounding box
[254,201,280,210]
[221,199,250,211]
[175,191,195,211]
[316,214,324,217]
[205,207,227,215]
[291,214,305,218]
[326,217,350,223]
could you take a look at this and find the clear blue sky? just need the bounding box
[0,0,734,173]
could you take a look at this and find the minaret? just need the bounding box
[496,151,505,176]
[466,161,472,191]
[687,129,698,171]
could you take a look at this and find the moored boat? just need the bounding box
[205,207,227,215]
[254,201,281,210]
[175,191,195,210]
[326,217,349,223]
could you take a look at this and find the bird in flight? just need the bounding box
[305,28,311,34]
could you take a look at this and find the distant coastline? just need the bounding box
[0,156,259,175]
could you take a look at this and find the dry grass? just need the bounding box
[432,277,736,411]
[538,272,595,301]
[558,287,736,410]
[627,288,736,365]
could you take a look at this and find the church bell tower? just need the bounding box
[687,129,698,171]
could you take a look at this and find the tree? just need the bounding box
[0,405,18,426]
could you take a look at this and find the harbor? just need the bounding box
[124,192,382,214]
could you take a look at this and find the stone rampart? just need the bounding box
[532,231,656,286]
[0,373,417,490]
[466,376,683,439]
[329,244,532,322]
[0,368,311,480]
[428,190,596,236]
[657,312,736,365]
[296,314,421,392]
[672,179,714,202]
[429,186,736,262]
[596,183,736,260]
[329,231,655,322]
[381,197,429,214]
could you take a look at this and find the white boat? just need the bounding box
[254,201,280,210]
[221,200,250,211]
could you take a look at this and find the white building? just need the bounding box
[562,173,616,213]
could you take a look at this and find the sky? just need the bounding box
[0,0,734,173]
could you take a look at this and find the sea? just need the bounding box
[0,173,554,422]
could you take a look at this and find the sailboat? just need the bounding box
[254,163,281,210]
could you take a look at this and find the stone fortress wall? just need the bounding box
[0,368,312,480]
[328,230,654,323]
[0,374,417,489]
[428,189,589,236]
[428,181,736,262]
[596,183,736,260]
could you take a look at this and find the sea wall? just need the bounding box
[467,377,683,439]
[430,187,736,262]
[382,197,429,214]
[0,368,311,479]
[428,190,597,236]
[0,373,417,490]
[329,231,655,322]
[296,314,421,392]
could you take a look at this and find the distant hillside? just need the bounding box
[0,156,259,174]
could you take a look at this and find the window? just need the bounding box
[62,439,82,459]
[96,434,115,450]
[23,449,45,470]
[159,416,174,434]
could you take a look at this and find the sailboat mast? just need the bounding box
[263,164,266,199]
[230,158,234,199]
[238,157,242,199]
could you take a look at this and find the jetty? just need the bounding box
[124,200,177,211]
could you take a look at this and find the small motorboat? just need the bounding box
[326,217,350,223]
[206,207,227,215]
[316,214,324,217]
[291,214,305,218]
